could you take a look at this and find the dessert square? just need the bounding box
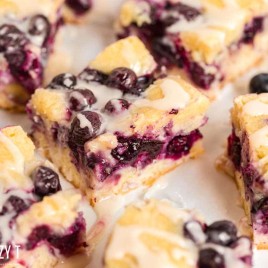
[28,36,210,205]
[219,93,268,249]
[104,199,252,268]
[116,0,268,98]
[0,0,64,111]
[0,126,96,267]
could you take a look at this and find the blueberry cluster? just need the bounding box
[184,220,251,268]
[79,67,154,95]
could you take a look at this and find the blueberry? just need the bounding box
[128,75,154,95]
[66,0,92,15]
[111,137,142,162]
[78,68,108,83]
[249,73,268,94]
[206,220,237,246]
[104,99,130,114]
[31,166,61,197]
[48,73,77,89]
[68,111,102,148]
[69,89,97,111]
[0,24,28,52]
[106,67,137,92]
[28,15,50,44]
[1,195,28,214]
[5,50,43,93]
[198,248,225,268]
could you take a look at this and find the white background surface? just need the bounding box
[1,2,268,266]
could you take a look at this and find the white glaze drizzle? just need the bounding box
[105,225,197,268]
[133,78,190,110]
[77,113,94,132]
[243,100,268,116]
[75,81,123,110]
[250,126,268,149]
[166,1,248,50]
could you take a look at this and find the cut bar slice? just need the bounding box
[219,93,268,249]
[0,0,64,111]
[116,0,268,98]
[0,126,96,267]
[104,199,252,268]
[28,36,210,205]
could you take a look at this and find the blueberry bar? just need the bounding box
[221,93,268,248]
[105,199,252,268]
[0,0,64,111]
[28,36,210,205]
[0,126,95,267]
[64,0,92,22]
[219,93,268,249]
[116,0,268,97]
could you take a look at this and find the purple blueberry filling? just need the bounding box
[242,17,264,44]
[26,215,86,256]
[65,0,92,16]
[119,1,265,90]
[74,130,202,181]
[227,130,242,170]
[166,130,202,159]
